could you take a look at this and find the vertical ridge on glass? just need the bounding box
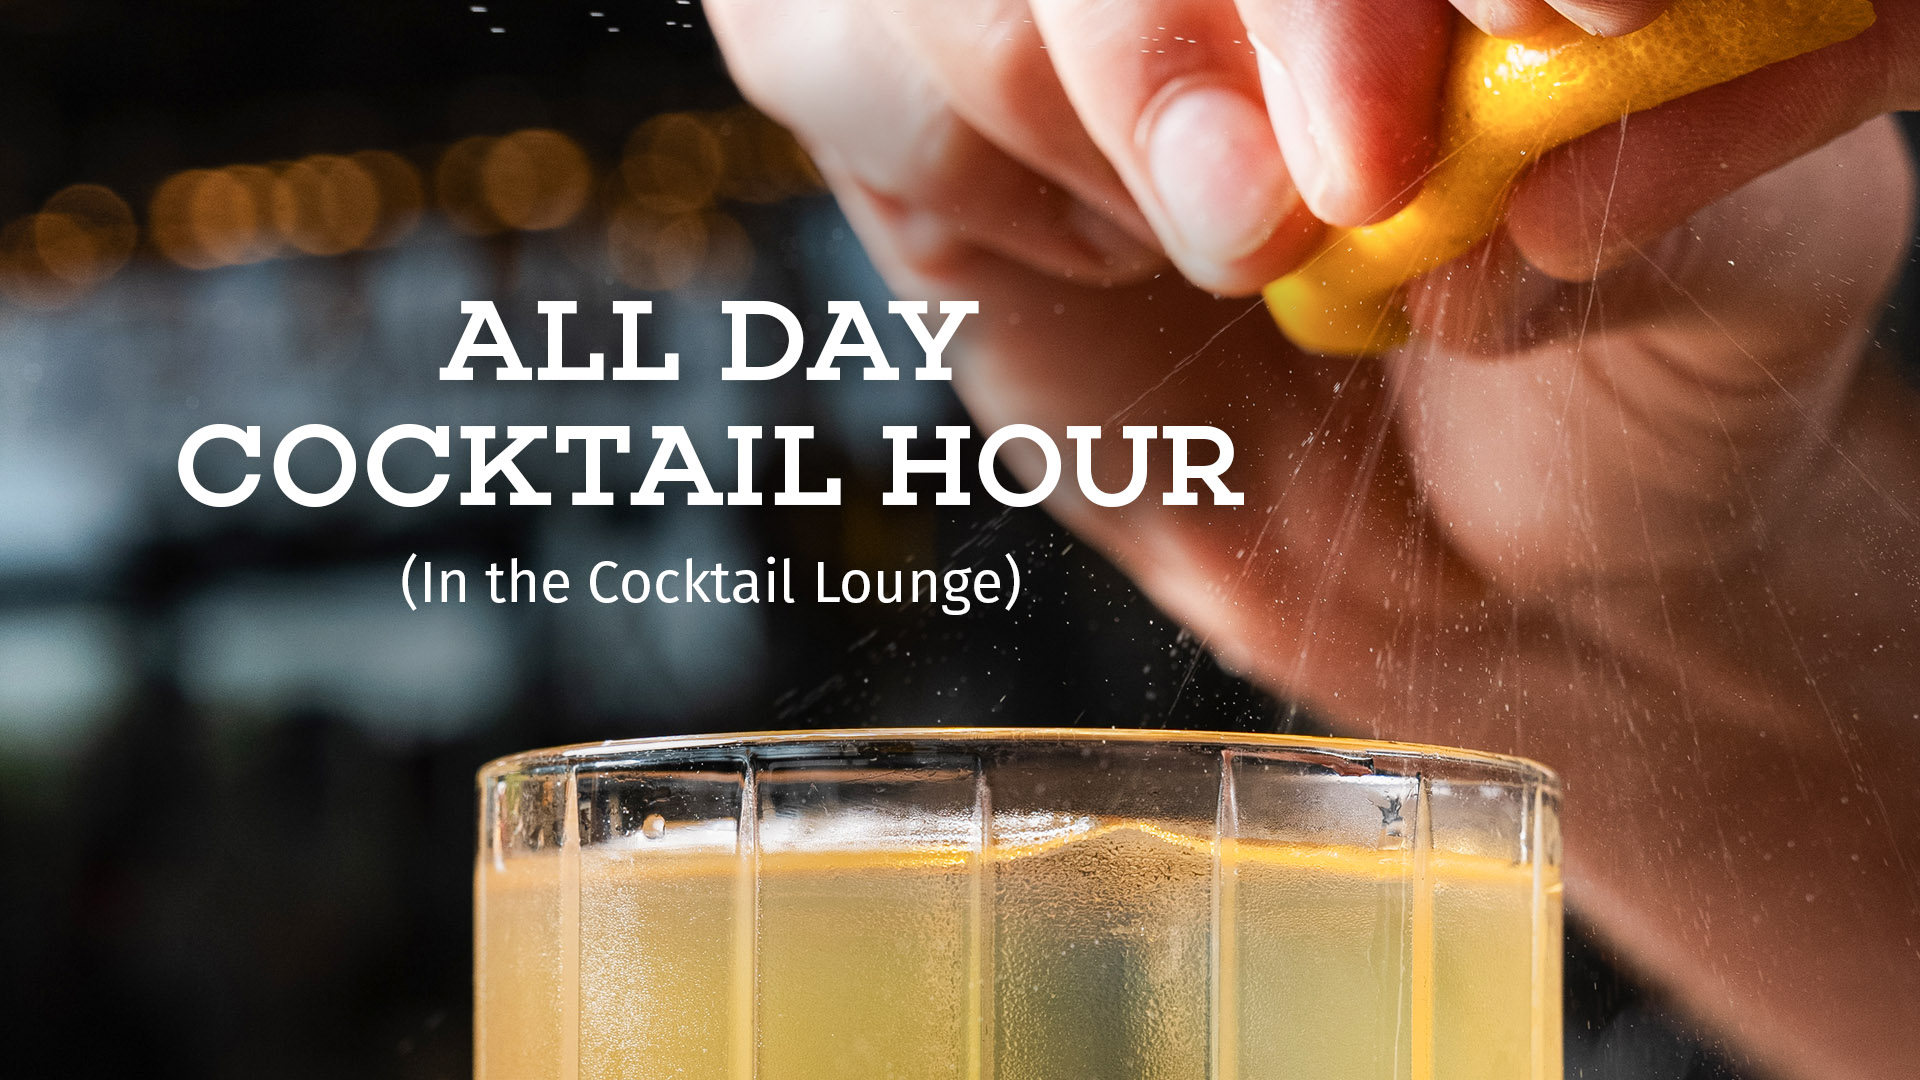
[560,767,581,1080]
[1210,748,1241,1080]
[732,752,759,1080]
[1410,773,1435,1080]
[967,757,994,1080]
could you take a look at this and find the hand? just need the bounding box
[709,0,1918,301]
[954,122,1920,1079]
[705,2,1920,1073]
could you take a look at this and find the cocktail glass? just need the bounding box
[476,728,1561,1080]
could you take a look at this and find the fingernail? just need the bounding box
[1144,81,1293,266]
[1547,0,1657,36]
[1254,43,1324,214]
[1065,201,1164,276]
[1464,0,1560,37]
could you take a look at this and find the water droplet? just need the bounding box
[642,813,666,840]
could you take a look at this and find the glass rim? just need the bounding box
[478,727,1558,792]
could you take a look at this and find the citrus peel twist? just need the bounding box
[1263,0,1877,356]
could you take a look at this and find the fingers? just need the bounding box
[1505,3,1920,281]
[706,0,1162,282]
[861,0,1158,253]
[1238,0,1665,233]
[1235,0,1454,228]
[1026,0,1323,295]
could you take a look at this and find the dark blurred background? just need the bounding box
[0,2,1906,1077]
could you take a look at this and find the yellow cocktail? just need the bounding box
[475,729,1562,1080]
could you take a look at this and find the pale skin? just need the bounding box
[705,1,1920,1077]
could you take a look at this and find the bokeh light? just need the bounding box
[351,149,425,248]
[435,135,504,236]
[270,154,380,256]
[480,129,591,231]
[620,112,723,215]
[36,184,138,287]
[215,164,283,264]
[150,166,279,269]
[0,105,815,297]
[148,170,219,270]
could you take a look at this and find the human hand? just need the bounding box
[708,0,1918,304]
[927,117,1920,1080]
[705,2,1920,1070]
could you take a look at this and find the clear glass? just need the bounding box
[475,728,1562,1080]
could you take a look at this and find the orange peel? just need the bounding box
[1264,0,1876,355]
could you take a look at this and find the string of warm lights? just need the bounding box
[0,106,823,310]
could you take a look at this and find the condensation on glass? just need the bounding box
[476,729,1563,1080]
